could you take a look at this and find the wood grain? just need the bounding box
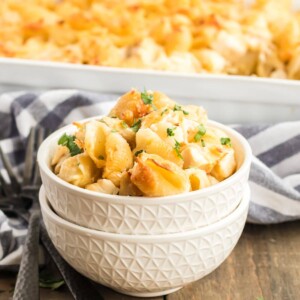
[168,221,300,300]
[1,221,299,300]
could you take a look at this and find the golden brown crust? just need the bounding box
[130,153,190,197]
[152,91,176,110]
[1,1,299,79]
[109,89,152,126]
[211,148,237,181]
[131,159,157,193]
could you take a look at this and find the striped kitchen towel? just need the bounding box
[0,89,299,267]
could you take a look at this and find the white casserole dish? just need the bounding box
[0,58,300,123]
[1,1,300,122]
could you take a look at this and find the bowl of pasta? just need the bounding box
[38,89,252,234]
[39,184,250,297]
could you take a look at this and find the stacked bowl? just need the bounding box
[38,119,252,297]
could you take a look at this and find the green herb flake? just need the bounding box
[39,279,65,290]
[131,119,142,133]
[173,104,181,111]
[111,129,118,133]
[220,137,232,147]
[141,89,157,110]
[161,108,168,116]
[173,104,189,115]
[194,124,206,142]
[141,89,154,105]
[134,149,145,157]
[167,127,176,137]
[121,121,128,128]
[58,133,68,145]
[58,133,83,157]
[98,155,104,160]
[174,140,183,159]
[99,119,106,124]
[201,139,206,147]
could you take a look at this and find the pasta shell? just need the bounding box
[152,91,176,109]
[179,118,200,143]
[181,143,226,172]
[84,120,109,168]
[180,105,207,124]
[135,128,183,167]
[119,171,143,196]
[73,121,86,145]
[100,116,136,148]
[185,168,212,191]
[142,108,184,129]
[131,153,190,197]
[86,179,119,195]
[211,148,236,181]
[108,88,152,126]
[51,145,70,174]
[197,126,228,145]
[103,132,133,186]
[150,121,186,146]
[208,175,219,186]
[58,153,99,187]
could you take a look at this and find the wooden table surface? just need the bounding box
[1,221,299,300]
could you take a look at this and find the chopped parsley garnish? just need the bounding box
[141,89,153,105]
[220,137,232,147]
[201,139,206,147]
[39,278,65,290]
[98,155,104,160]
[167,127,176,137]
[161,108,168,116]
[141,89,157,110]
[131,119,142,132]
[121,121,128,128]
[58,133,83,157]
[99,119,108,125]
[111,129,118,133]
[173,104,181,111]
[174,140,183,159]
[134,149,145,157]
[194,124,206,142]
[173,104,189,115]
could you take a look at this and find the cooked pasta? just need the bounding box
[130,153,191,197]
[51,88,237,197]
[86,179,119,195]
[103,131,133,186]
[1,0,300,79]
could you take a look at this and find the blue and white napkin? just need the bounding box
[0,89,299,267]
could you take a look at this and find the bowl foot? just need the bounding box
[112,287,182,298]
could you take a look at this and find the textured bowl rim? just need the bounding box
[37,118,252,203]
[40,184,250,242]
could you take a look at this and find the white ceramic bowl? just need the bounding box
[38,118,252,234]
[40,184,250,298]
